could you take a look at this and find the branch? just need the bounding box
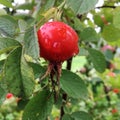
[96,5,116,9]
[60,57,73,120]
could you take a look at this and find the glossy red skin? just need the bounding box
[37,21,79,63]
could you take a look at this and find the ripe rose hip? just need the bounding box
[37,21,79,63]
[37,21,79,101]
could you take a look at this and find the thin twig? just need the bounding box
[60,57,73,120]
[96,5,116,9]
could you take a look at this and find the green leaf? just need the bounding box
[0,37,21,54]
[113,7,120,29]
[18,19,28,32]
[20,57,35,98]
[93,14,104,28]
[43,0,55,11]
[24,26,39,59]
[66,0,98,14]
[62,114,73,120]
[71,111,93,120]
[0,0,13,8]
[4,47,22,96]
[73,17,84,31]
[0,8,7,15]
[0,85,7,105]
[80,27,99,42]
[28,62,46,79]
[87,48,106,73]
[22,90,53,120]
[104,50,114,61]
[0,15,18,37]
[17,19,28,42]
[16,3,35,10]
[3,47,35,98]
[102,24,120,42]
[60,70,88,99]
[0,59,4,67]
[78,48,88,56]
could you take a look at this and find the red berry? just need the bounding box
[6,93,13,99]
[113,88,119,94]
[37,21,79,63]
[111,109,118,114]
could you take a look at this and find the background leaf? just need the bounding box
[71,111,93,120]
[87,48,106,73]
[0,85,7,105]
[93,14,104,28]
[22,90,53,120]
[60,70,88,99]
[28,62,46,79]
[66,0,98,14]
[0,37,21,54]
[43,0,55,11]
[113,7,120,29]
[0,8,7,15]
[16,3,35,10]
[80,27,99,42]
[62,114,74,120]
[0,0,13,8]
[102,24,120,42]
[24,26,39,59]
[0,15,18,37]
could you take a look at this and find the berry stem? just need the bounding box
[39,63,53,83]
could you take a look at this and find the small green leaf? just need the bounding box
[62,114,73,120]
[0,85,7,105]
[17,19,28,42]
[87,48,106,73]
[113,7,120,29]
[0,8,7,15]
[0,0,13,8]
[0,60,4,67]
[43,0,55,11]
[73,18,84,31]
[66,0,98,14]
[71,111,93,120]
[16,3,35,10]
[0,15,18,37]
[104,50,114,61]
[24,26,39,59]
[80,27,99,42]
[93,15,104,28]
[0,37,21,54]
[22,90,53,120]
[78,48,88,56]
[28,62,46,79]
[18,19,28,32]
[102,24,120,42]
[60,70,88,99]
